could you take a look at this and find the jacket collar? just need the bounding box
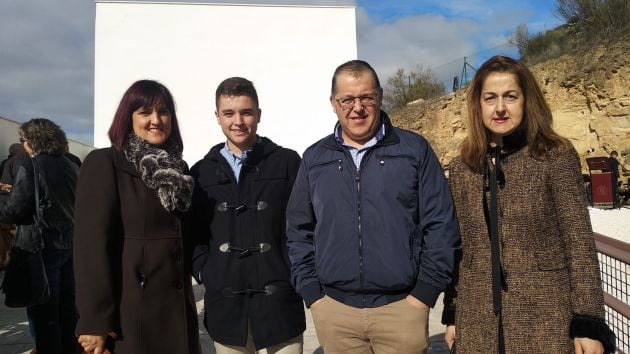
[206,136,279,166]
[112,147,141,177]
[323,110,400,151]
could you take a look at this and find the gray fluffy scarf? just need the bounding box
[123,134,194,212]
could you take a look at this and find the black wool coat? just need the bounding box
[73,148,200,354]
[191,137,305,350]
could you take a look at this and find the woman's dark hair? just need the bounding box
[19,118,68,155]
[108,80,183,151]
[461,55,570,172]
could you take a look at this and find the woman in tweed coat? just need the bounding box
[442,56,615,353]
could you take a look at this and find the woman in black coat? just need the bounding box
[74,80,200,354]
[0,118,80,354]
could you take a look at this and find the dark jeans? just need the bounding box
[26,249,80,354]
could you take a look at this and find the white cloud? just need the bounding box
[0,1,563,145]
[356,7,485,89]
[0,0,94,144]
[355,2,561,93]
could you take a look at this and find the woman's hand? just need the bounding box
[78,334,107,353]
[445,325,456,349]
[574,337,604,354]
[0,183,11,193]
[78,332,116,354]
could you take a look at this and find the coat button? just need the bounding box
[172,223,180,231]
[138,274,146,289]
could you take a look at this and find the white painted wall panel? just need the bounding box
[95,1,357,163]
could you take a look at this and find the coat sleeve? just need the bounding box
[286,157,322,307]
[189,161,209,284]
[410,143,462,308]
[441,160,464,325]
[74,149,122,335]
[286,151,301,189]
[0,161,35,225]
[549,147,615,351]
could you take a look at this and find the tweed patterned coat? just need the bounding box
[445,146,606,353]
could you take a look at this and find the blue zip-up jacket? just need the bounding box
[286,112,461,309]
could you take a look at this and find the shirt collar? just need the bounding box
[334,120,386,147]
[222,135,261,159]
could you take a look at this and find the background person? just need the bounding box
[73,80,200,354]
[0,118,80,354]
[0,143,28,269]
[286,60,461,354]
[609,150,620,206]
[0,143,28,201]
[0,143,26,183]
[443,56,615,353]
[191,77,305,354]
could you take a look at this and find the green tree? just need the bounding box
[384,66,445,110]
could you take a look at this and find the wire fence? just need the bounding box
[429,42,519,93]
[595,232,630,353]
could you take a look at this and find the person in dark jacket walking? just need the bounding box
[0,143,27,184]
[0,118,80,354]
[73,80,200,354]
[286,60,461,354]
[0,143,28,201]
[191,77,305,354]
[0,143,28,269]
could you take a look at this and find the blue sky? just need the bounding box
[0,0,564,145]
[356,0,563,91]
[357,0,560,27]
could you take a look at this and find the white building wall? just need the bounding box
[0,118,20,160]
[94,1,357,164]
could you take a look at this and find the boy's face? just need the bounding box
[216,94,261,155]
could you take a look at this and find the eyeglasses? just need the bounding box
[335,94,379,110]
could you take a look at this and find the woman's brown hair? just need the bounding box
[19,118,68,155]
[460,56,570,173]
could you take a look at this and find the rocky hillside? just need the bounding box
[391,36,630,175]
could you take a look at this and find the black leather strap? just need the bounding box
[31,158,44,249]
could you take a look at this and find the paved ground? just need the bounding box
[0,279,449,354]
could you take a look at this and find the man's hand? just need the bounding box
[405,295,429,309]
[0,183,11,193]
[574,337,604,354]
[310,297,324,310]
[445,325,456,349]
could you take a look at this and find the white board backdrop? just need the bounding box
[95,1,357,164]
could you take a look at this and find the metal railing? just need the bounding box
[595,232,630,353]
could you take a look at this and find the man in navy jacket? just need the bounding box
[286,60,461,354]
